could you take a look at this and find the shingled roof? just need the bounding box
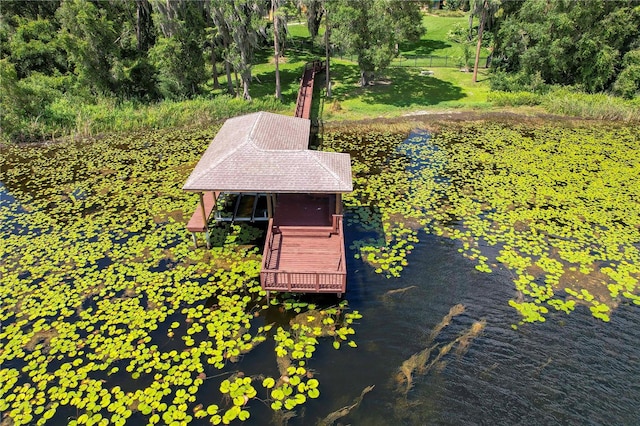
[182,112,352,193]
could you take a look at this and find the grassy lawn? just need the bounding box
[174,13,494,127]
[207,11,495,123]
[323,60,492,121]
[273,12,494,121]
[401,13,466,57]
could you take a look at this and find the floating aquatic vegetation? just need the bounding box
[0,128,362,425]
[323,123,640,323]
[262,298,362,418]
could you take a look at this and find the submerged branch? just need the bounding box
[317,385,375,426]
[395,304,486,397]
[428,303,465,343]
[385,286,418,297]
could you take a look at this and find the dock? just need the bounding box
[261,194,346,295]
[183,61,351,296]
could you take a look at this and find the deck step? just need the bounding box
[277,226,334,237]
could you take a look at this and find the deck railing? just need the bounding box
[260,215,346,294]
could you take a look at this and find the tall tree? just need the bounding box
[272,0,283,100]
[211,0,265,100]
[472,0,499,82]
[299,0,323,38]
[203,1,221,90]
[135,0,155,52]
[149,0,207,98]
[328,0,424,86]
[56,0,119,94]
[324,2,331,98]
[209,3,235,94]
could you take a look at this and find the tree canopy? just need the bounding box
[328,0,424,86]
[491,0,640,96]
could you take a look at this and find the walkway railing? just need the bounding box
[294,60,324,119]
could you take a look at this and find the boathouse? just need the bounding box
[182,111,352,296]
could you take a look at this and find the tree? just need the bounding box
[472,0,500,82]
[328,0,424,86]
[56,0,120,94]
[6,16,67,78]
[272,0,283,100]
[210,0,265,100]
[135,0,155,52]
[324,2,331,98]
[492,0,640,93]
[613,49,640,98]
[299,0,323,39]
[149,0,207,98]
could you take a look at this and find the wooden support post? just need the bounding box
[251,194,259,222]
[336,193,342,215]
[199,192,206,228]
[199,192,210,249]
[267,193,273,218]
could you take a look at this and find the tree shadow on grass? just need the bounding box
[330,64,465,107]
[251,66,304,104]
[363,68,464,106]
[398,39,453,57]
[326,62,362,99]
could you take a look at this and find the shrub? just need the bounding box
[489,70,549,94]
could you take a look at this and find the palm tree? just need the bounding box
[472,0,501,82]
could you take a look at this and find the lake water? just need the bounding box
[292,230,640,425]
[2,124,639,426]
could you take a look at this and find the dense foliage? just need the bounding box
[327,0,424,86]
[491,0,640,97]
[0,0,273,141]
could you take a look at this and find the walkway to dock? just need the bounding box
[183,62,353,296]
[294,60,324,119]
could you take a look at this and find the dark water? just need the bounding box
[284,230,640,425]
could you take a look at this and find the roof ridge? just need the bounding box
[247,111,264,147]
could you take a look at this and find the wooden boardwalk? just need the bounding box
[294,61,324,120]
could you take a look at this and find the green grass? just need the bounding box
[323,60,492,121]
[401,14,464,57]
[287,12,494,122]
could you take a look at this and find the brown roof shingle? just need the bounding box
[182,112,352,193]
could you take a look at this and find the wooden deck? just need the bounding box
[260,193,346,295]
[260,216,347,295]
[186,191,219,248]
